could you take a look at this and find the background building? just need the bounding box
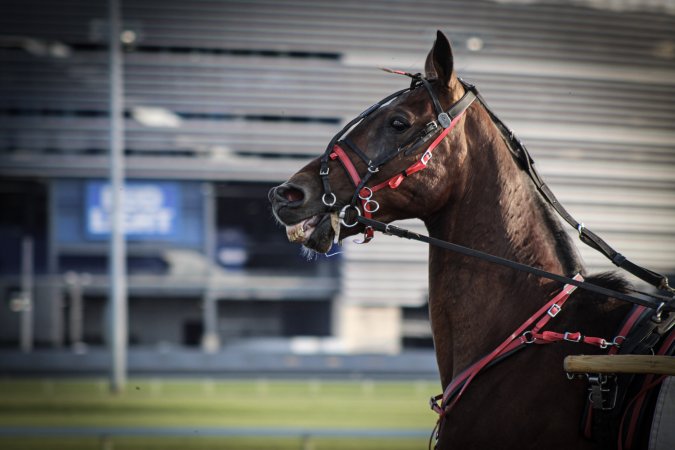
[0,0,674,374]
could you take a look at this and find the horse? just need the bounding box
[269,30,670,449]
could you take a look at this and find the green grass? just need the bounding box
[0,378,439,449]
[0,437,428,450]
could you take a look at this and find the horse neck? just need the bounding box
[424,105,583,384]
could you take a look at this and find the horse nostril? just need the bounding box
[274,184,305,204]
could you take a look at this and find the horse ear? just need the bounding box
[425,30,454,88]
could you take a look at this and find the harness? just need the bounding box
[316,70,675,448]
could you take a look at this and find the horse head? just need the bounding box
[269,31,472,253]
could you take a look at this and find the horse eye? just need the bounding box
[390,117,410,132]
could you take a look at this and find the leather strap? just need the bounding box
[359,216,675,311]
[462,78,674,295]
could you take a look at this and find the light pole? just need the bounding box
[108,0,127,394]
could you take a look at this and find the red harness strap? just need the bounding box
[431,274,585,418]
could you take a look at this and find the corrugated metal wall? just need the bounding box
[1,0,673,308]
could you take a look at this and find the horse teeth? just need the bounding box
[286,224,305,243]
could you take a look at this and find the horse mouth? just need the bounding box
[285,215,322,243]
[285,213,334,253]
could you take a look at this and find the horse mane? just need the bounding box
[584,271,633,294]
[574,271,633,309]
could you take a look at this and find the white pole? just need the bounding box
[19,236,34,353]
[201,183,220,353]
[108,0,127,394]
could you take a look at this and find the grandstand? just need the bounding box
[0,0,673,375]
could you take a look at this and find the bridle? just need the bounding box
[318,70,477,243]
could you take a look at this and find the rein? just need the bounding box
[358,215,674,312]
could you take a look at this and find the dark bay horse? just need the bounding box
[269,31,654,449]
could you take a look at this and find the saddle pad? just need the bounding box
[649,376,675,450]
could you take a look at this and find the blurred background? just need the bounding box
[0,0,674,448]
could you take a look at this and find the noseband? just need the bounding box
[318,71,477,243]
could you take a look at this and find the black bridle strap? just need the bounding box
[458,78,674,294]
[340,137,373,168]
[419,77,446,117]
[319,86,413,208]
[357,216,674,312]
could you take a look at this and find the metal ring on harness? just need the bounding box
[358,187,373,201]
[322,193,337,207]
[521,331,535,344]
[363,199,380,213]
[613,335,626,348]
[339,204,361,228]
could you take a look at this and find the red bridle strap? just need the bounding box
[330,145,362,189]
[329,145,375,242]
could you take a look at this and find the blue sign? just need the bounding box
[85,181,180,239]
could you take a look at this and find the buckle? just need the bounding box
[425,121,439,134]
[420,150,433,166]
[547,303,562,318]
[587,374,618,411]
[564,332,582,343]
[320,166,330,176]
[429,395,444,415]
